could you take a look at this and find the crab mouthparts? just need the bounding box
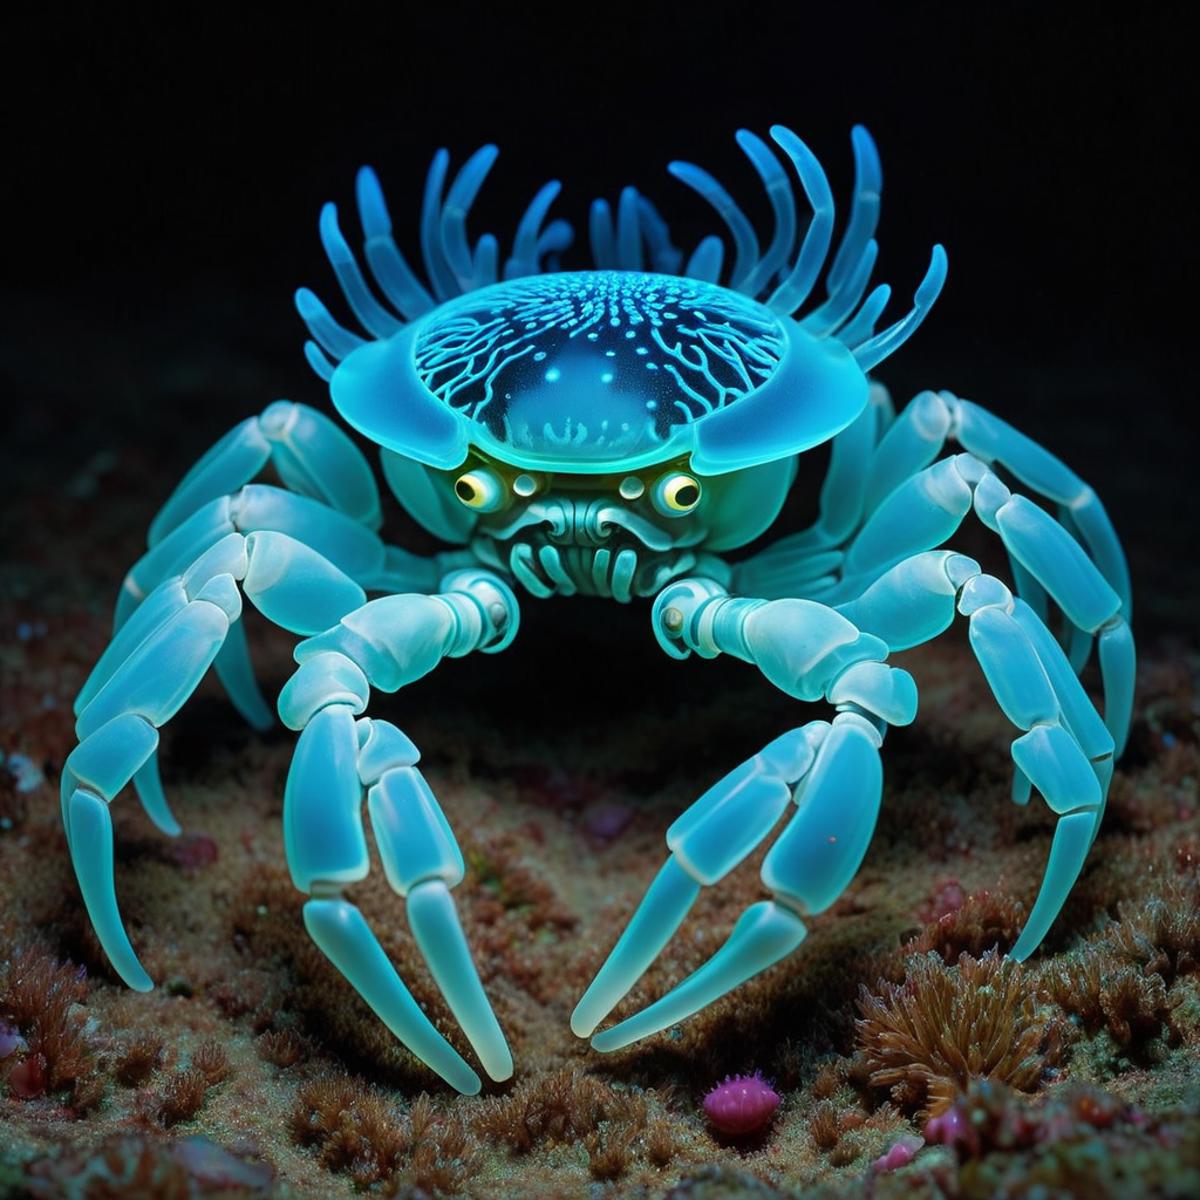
[474,495,700,601]
[500,537,696,602]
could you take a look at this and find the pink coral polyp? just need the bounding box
[703,1072,780,1136]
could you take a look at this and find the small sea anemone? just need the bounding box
[702,1072,780,1136]
[856,950,1056,1117]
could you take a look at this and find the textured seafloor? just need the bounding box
[1,297,1197,1198]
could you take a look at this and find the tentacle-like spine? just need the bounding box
[299,125,944,382]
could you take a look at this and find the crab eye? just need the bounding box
[454,467,505,511]
[651,472,702,516]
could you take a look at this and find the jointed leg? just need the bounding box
[819,451,1134,757]
[65,557,517,1092]
[574,578,917,1049]
[836,549,1113,957]
[854,390,1131,629]
[277,568,519,1091]
[64,528,374,979]
[109,400,421,730]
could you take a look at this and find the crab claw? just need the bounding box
[578,716,889,1050]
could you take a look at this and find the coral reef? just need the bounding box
[855,950,1059,1116]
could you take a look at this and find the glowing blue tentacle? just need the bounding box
[852,245,948,372]
[294,288,365,362]
[439,144,499,291]
[537,218,574,270]
[589,198,616,268]
[734,128,796,298]
[667,161,759,288]
[506,179,561,280]
[420,148,459,301]
[355,165,435,319]
[827,125,883,295]
[766,126,835,314]
[802,239,878,337]
[837,283,890,349]
[318,203,402,339]
[304,341,335,381]
[636,196,683,274]
[471,233,499,289]
[684,235,724,283]
[617,187,644,271]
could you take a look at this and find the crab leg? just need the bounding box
[571,723,822,1039]
[849,390,1129,636]
[145,401,381,553]
[109,483,388,730]
[818,452,1134,756]
[835,550,1112,957]
[590,713,886,1053]
[576,580,917,1048]
[65,533,371,986]
[284,700,488,1095]
[111,403,383,724]
[278,569,519,1090]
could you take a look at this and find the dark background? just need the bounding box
[3,5,1194,647]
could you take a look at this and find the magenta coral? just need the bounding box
[702,1072,780,1136]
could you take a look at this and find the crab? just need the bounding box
[62,124,1135,1095]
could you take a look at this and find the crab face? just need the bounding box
[334,269,864,594]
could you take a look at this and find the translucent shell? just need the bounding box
[331,271,868,476]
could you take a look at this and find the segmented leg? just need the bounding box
[573,578,917,1049]
[111,401,391,728]
[733,381,894,597]
[735,390,1133,732]
[812,451,1134,758]
[66,557,516,1092]
[835,549,1114,957]
[277,568,519,1092]
[64,528,373,985]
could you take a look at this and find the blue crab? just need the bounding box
[63,125,1135,1094]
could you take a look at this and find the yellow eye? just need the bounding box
[454,467,505,511]
[652,472,702,516]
